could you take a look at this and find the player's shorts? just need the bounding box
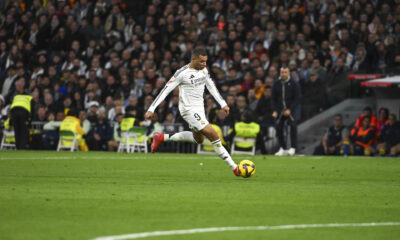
[180,108,209,132]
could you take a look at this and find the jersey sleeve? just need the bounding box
[205,73,227,108]
[148,75,180,113]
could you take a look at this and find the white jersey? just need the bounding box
[148,64,227,113]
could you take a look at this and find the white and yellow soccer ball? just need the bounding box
[238,160,256,178]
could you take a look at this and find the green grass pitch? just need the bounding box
[0,151,399,240]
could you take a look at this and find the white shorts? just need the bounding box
[180,108,209,132]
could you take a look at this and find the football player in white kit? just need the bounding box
[144,48,240,176]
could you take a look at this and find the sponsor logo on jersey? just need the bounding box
[189,74,195,79]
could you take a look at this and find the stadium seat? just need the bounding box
[197,138,215,154]
[57,130,79,152]
[0,130,16,150]
[118,127,148,153]
[231,136,256,155]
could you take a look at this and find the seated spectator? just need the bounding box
[376,114,400,156]
[234,95,250,122]
[254,86,273,124]
[79,110,91,137]
[87,108,113,151]
[252,79,265,100]
[42,112,62,150]
[314,114,350,156]
[108,113,124,152]
[87,101,99,123]
[351,116,375,156]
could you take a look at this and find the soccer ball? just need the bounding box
[238,160,256,178]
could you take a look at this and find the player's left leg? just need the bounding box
[200,124,238,173]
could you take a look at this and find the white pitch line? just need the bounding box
[0,155,217,161]
[91,222,400,240]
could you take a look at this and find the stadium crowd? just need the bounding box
[0,0,399,154]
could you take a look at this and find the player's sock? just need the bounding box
[166,131,197,143]
[212,139,237,170]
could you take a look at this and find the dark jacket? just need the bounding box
[271,77,301,114]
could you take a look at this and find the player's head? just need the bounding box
[280,65,290,81]
[191,48,208,70]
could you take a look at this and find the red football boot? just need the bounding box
[151,133,165,153]
[233,166,240,177]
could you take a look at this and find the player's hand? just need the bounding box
[222,106,230,116]
[283,109,291,116]
[272,111,278,119]
[144,111,154,121]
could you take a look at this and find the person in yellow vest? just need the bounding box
[227,110,266,154]
[59,109,89,151]
[10,93,34,149]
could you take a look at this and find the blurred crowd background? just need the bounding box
[0,0,399,152]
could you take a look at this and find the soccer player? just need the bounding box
[144,48,239,176]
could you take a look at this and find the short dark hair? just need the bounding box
[334,114,343,119]
[280,65,289,70]
[191,48,207,59]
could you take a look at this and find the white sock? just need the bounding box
[212,139,237,170]
[165,131,197,143]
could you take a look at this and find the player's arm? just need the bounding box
[145,76,180,120]
[205,75,229,114]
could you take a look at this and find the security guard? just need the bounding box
[60,109,89,151]
[10,94,34,149]
[228,110,265,154]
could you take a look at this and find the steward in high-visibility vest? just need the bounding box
[60,109,89,151]
[351,115,375,156]
[10,94,33,149]
[227,110,266,154]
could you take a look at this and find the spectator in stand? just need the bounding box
[326,58,350,106]
[351,116,376,156]
[87,108,112,151]
[377,114,400,156]
[314,114,350,156]
[301,70,326,121]
[86,101,99,123]
[108,112,124,152]
[255,86,273,124]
